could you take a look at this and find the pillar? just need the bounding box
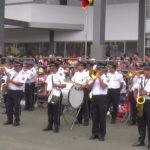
[91,0,106,60]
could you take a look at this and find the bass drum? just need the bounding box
[68,85,84,109]
[61,82,73,106]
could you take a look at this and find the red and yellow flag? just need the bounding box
[81,0,93,9]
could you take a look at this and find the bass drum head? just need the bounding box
[68,85,84,109]
[61,82,73,106]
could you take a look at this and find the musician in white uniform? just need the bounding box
[4,60,26,126]
[107,64,124,124]
[128,70,139,125]
[1,59,15,112]
[24,61,37,111]
[88,64,108,141]
[132,65,150,150]
[43,61,66,133]
[71,61,90,125]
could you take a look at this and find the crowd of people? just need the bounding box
[0,52,150,150]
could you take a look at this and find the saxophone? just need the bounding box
[136,81,145,117]
[136,96,145,117]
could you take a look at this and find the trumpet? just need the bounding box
[89,70,99,80]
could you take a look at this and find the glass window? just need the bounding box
[55,42,65,56]
[65,42,91,57]
[107,0,138,5]
[105,41,124,57]
[126,41,137,57]
[66,42,84,57]
[5,42,49,56]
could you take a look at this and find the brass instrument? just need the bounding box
[136,96,145,117]
[0,65,5,75]
[123,69,144,79]
[136,86,145,117]
[89,70,99,80]
[127,71,133,78]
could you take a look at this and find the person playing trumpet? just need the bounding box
[88,64,109,141]
[132,65,150,150]
[128,69,140,125]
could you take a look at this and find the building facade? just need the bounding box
[3,0,150,57]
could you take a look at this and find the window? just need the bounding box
[107,0,138,5]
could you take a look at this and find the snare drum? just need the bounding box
[68,85,84,109]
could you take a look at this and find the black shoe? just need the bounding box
[147,145,150,150]
[13,122,20,127]
[4,120,13,125]
[98,136,105,141]
[132,141,145,147]
[54,127,59,133]
[54,124,59,133]
[43,126,53,131]
[89,135,98,140]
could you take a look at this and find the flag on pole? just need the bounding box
[81,0,94,9]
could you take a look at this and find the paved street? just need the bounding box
[0,105,147,150]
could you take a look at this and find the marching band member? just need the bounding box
[71,61,90,126]
[132,65,150,150]
[1,59,16,114]
[4,60,26,126]
[88,64,108,141]
[24,61,37,111]
[84,61,95,122]
[43,61,66,133]
[128,69,139,125]
[107,64,124,124]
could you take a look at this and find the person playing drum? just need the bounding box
[71,61,90,126]
[43,61,66,133]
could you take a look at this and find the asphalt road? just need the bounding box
[0,105,147,150]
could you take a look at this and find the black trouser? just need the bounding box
[137,100,150,146]
[128,91,137,123]
[91,95,107,138]
[107,88,120,121]
[77,89,90,123]
[47,95,62,129]
[25,82,35,110]
[6,89,23,123]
